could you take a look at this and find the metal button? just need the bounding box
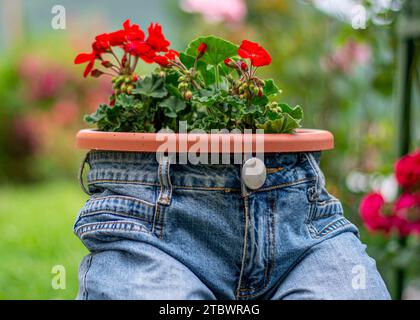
[242,157,267,190]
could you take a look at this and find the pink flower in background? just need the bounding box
[322,40,371,73]
[359,192,393,233]
[51,100,79,126]
[395,150,420,190]
[359,150,420,236]
[394,193,420,235]
[18,55,68,101]
[180,0,247,24]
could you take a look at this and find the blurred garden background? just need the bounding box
[0,0,419,299]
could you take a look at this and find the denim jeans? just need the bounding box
[74,151,390,300]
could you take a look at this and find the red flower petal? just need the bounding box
[74,52,95,64]
[147,23,170,52]
[83,61,94,78]
[107,30,126,46]
[154,49,179,67]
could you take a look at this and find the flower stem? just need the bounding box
[395,235,408,300]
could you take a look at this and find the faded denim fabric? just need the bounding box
[74,151,390,300]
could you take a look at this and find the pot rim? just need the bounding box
[75,128,334,153]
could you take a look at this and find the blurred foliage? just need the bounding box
[0,181,88,299]
[0,36,112,182]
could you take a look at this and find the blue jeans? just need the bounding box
[74,151,390,300]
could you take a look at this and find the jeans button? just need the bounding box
[242,157,267,190]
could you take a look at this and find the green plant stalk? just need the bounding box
[395,235,408,300]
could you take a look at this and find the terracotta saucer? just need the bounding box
[76,128,334,153]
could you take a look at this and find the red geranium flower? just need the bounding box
[133,41,157,63]
[359,192,393,233]
[92,33,111,54]
[154,49,179,67]
[147,23,170,52]
[74,52,96,77]
[238,40,271,67]
[395,150,420,190]
[107,30,126,46]
[122,19,145,41]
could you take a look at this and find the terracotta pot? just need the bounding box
[76,128,334,153]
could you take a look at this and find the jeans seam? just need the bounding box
[236,195,249,299]
[314,218,350,238]
[87,195,155,208]
[82,254,93,300]
[75,220,152,237]
[79,210,152,223]
[86,178,316,193]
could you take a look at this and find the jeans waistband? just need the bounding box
[83,151,321,193]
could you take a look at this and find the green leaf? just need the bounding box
[263,79,281,97]
[132,74,167,98]
[185,35,238,66]
[279,103,303,120]
[280,113,301,133]
[250,94,269,106]
[159,96,186,118]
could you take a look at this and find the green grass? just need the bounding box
[0,181,88,299]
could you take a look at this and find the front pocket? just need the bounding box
[306,199,350,239]
[74,195,156,242]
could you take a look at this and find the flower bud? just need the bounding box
[224,58,236,68]
[91,69,104,78]
[237,60,248,71]
[197,43,207,59]
[101,60,113,68]
[184,91,193,100]
[126,84,134,94]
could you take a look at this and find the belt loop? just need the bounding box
[157,155,173,205]
[304,152,325,201]
[78,151,92,196]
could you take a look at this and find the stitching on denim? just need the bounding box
[88,179,160,187]
[83,254,93,300]
[303,153,324,201]
[316,199,341,207]
[79,209,152,223]
[76,220,151,237]
[175,185,241,192]
[87,177,316,193]
[158,205,166,240]
[152,204,161,235]
[308,216,350,239]
[87,195,155,208]
[266,167,284,174]
[240,193,277,296]
[237,202,276,298]
[254,177,316,193]
[236,196,249,299]
[316,218,349,237]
